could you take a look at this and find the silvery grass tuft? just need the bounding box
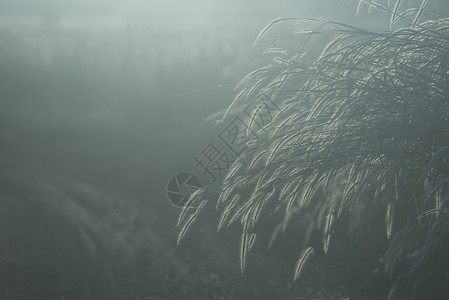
[178,0,449,297]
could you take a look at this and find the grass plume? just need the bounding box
[177,0,449,297]
[293,246,314,281]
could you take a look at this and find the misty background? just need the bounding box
[1,1,449,299]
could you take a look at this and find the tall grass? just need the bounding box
[178,0,449,297]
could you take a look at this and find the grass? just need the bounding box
[178,1,449,298]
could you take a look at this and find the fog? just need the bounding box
[0,0,367,209]
[1,1,448,299]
